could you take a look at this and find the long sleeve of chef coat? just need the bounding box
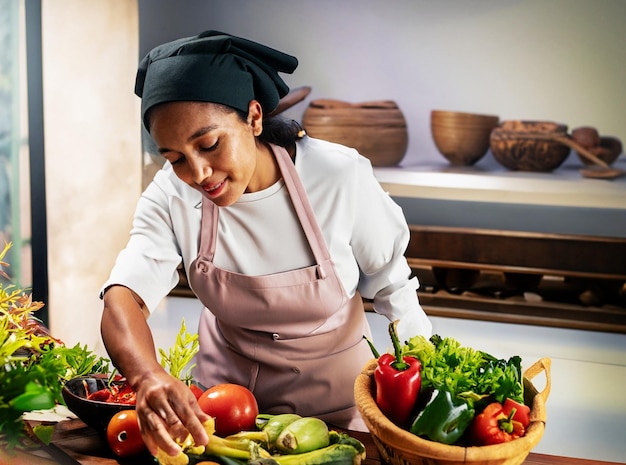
[295,137,432,340]
[350,155,432,340]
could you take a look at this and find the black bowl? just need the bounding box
[62,375,135,435]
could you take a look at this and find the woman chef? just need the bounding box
[100,30,432,457]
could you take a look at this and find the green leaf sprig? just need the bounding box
[159,318,199,384]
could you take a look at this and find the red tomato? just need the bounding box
[197,383,259,436]
[189,383,205,400]
[106,410,146,457]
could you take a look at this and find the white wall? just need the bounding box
[42,0,140,352]
[139,0,626,168]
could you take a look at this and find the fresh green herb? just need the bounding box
[159,318,199,384]
[0,242,110,447]
[401,334,523,407]
[56,342,110,381]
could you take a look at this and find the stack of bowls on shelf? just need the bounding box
[302,99,409,166]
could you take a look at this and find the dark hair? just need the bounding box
[260,116,304,147]
[231,107,303,148]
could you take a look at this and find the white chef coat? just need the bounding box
[101,136,432,340]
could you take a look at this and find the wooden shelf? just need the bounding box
[406,226,626,280]
[374,160,626,210]
[402,225,626,333]
[417,290,626,334]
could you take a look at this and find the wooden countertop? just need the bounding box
[10,419,620,465]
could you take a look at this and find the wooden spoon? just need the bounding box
[546,134,625,179]
[270,86,312,116]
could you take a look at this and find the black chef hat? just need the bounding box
[135,30,298,130]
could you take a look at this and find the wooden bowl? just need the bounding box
[431,110,500,166]
[490,121,571,172]
[577,136,623,166]
[62,375,135,436]
[302,99,408,166]
[570,127,622,166]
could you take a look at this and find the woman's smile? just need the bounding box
[202,179,227,198]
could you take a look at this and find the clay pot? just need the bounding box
[431,110,500,166]
[302,99,408,166]
[490,120,571,172]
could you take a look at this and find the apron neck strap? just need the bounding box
[199,144,331,268]
[271,144,331,266]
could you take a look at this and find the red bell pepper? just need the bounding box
[85,379,137,405]
[469,401,526,445]
[374,321,422,428]
[503,397,531,429]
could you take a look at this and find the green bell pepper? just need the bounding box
[409,388,475,445]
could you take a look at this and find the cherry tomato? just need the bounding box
[106,410,146,457]
[197,383,259,436]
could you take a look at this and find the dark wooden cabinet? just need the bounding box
[405,225,626,333]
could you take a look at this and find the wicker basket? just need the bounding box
[354,357,551,465]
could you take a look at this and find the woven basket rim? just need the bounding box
[354,358,550,461]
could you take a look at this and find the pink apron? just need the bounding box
[189,144,373,430]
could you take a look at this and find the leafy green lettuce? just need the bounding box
[401,334,523,407]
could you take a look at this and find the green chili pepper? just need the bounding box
[409,388,475,445]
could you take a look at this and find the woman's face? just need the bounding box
[149,100,275,207]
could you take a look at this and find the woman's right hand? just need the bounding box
[132,368,211,457]
[101,286,210,456]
